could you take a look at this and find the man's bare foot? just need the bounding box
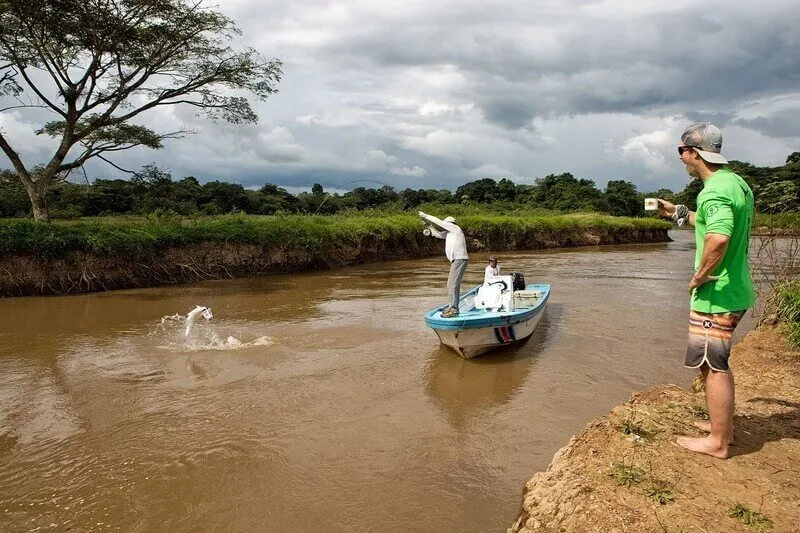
[675,435,729,459]
[693,421,734,444]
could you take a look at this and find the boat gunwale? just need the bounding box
[424,283,550,331]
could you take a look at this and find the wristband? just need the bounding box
[672,204,689,227]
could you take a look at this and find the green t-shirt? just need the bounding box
[691,168,756,313]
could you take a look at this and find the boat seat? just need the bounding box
[476,284,504,311]
[513,290,542,308]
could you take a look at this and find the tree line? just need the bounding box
[1,152,797,219]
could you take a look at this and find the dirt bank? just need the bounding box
[508,327,800,533]
[0,227,669,297]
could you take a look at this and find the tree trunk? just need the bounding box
[28,186,50,223]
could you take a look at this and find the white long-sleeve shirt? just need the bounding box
[420,213,469,262]
[484,264,500,282]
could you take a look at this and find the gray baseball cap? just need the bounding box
[681,122,728,165]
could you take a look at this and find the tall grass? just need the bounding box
[754,212,800,231]
[752,228,800,348]
[0,212,670,260]
[775,282,800,348]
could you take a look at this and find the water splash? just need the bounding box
[185,305,213,337]
[154,306,272,351]
[182,334,273,351]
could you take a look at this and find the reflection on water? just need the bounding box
[426,313,556,428]
[0,231,786,533]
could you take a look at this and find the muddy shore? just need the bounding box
[508,326,800,532]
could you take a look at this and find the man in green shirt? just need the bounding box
[657,122,756,459]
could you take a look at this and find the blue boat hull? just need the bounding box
[424,283,550,358]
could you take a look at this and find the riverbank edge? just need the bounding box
[0,226,670,297]
[507,326,800,532]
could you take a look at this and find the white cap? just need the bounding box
[443,216,456,223]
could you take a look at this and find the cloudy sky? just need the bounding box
[2,0,800,194]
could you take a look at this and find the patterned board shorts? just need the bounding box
[686,310,746,372]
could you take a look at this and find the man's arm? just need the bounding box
[689,233,729,292]
[419,211,458,232]
[426,224,447,239]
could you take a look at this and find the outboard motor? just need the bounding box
[512,272,526,291]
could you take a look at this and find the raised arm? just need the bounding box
[425,224,447,239]
[419,211,459,233]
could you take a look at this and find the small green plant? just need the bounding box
[619,411,657,441]
[609,462,645,487]
[645,481,675,505]
[729,503,773,532]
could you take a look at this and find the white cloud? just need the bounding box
[617,120,682,173]
[468,164,514,178]
[390,165,428,177]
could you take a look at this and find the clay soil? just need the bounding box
[509,327,800,533]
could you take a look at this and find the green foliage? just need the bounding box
[0,169,30,217]
[645,481,675,505]
[729,503,773,532]
[775,282,800,348]
[0,0,283,221]
[529,173,610,212]
[605,180,642,217]
[609,462,646,487]
[0,212,669,261]
[2,146,798,224]
[756,181,799,214]
[619,411,657,442]
[753,213,800,230]
[674,179,703,210]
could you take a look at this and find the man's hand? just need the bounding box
[657,199,676,218]
[418,211,427,218]
[689,274,720,293]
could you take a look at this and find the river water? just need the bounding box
[0,231,769,532]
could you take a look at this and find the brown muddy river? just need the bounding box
[0,231,768,532]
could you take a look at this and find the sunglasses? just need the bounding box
[677,146,695,155]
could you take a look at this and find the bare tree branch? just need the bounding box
[96,154,136,174]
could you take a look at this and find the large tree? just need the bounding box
[604,180,641,217]
[0,0,282,222]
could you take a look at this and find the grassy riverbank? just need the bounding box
[0,212,670,296]
[508,278,800,532]
[753,212,800,235]
[508,324,800,533]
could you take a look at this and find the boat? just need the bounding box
[424,275,550,359]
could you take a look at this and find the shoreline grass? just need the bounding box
[0,212,671,260]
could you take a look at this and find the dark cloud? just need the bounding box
[683,112,736,128]
[735,108,800,139]
[323,5,800,129]
[480,99,537,129]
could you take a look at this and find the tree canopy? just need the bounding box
[2,153,799,219]
[0,0,282,221]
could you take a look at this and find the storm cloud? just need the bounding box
[2,0,799,193]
